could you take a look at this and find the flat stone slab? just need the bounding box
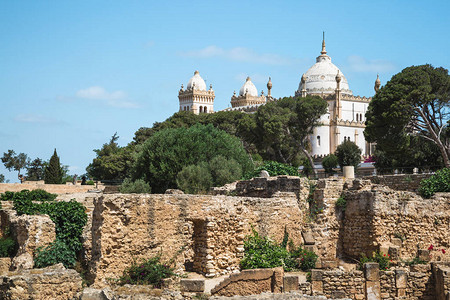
[302,231,315,245]
[180,278,205,292]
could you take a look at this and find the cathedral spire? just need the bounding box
[321,31,327,55]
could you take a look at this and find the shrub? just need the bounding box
[0,237,16,257]
[335,196,347,212]
[240,228,317,272]
[0,189,57,215]
[34,240,76,268]
[243,161,298,180]
[119,179,152,194]
[322,154,338,175]
[240,228,291,270]
[209,155,242,187]
[176,163,212,194]
[335,141,362,170]
[117,255,175,287]
[86,180,95,185]
[418,168,450,198]
[359,251,391,270]
[132,124,252,193]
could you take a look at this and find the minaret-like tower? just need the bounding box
[266,77,273,100]
[374,74,381,92]
[178,71,215,114]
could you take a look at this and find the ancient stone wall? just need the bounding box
[87,193,308,287]
[0,182,101,194]
[311,269,365,299]
[343,184,450,260]
[364,174,432,192]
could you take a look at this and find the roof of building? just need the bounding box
[239,77,258,97]
[297,36,352,96]
[187,70,207,91]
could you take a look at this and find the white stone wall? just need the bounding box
[311,125,330,157]
[341,100,368,122]
[337,126,365,152]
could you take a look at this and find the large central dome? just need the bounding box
[297,39,352,96]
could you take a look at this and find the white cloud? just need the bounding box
[347,55,396,73]
[180,45,295,65]
[76,86,138,108]
[14,114,64,124]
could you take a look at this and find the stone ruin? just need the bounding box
[0,174,448,299]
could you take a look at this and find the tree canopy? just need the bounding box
[26,158,45,181]
[86,133,134,181]
[335,141,362,170]
[132,124,253,193]
[365,65,450,167]
[1,150,29,179]
[44,149,62,184]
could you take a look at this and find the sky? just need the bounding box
[1,0,449,183]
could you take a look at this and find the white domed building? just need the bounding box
[295,36,375,158]
[178,70,215,114]
[230,77,267,108]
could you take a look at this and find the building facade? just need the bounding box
[178,37,378,159]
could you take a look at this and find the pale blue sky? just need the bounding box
[1,0,449,182]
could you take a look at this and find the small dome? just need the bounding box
[239,77,258,96]
[187,70,207,91]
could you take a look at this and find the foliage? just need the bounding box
[2,190,87,267]
[243,161,298,180]
[1,150,29,178]
[359,251,391,270]
[0,236,16,257]
[335,141,361,170]
[364,65,450,167]
[44,149,62,184]
[26,158,45,181]
[34,240,77,268]
[86,180,95,185]
[0,174,4,183]
[133,124,252,193]
[402,257,427,266]
[418,168,450,198]
[208,155,242,187]
[240,96,327,177]
[117,255,176,287]
[322,154,338,175]
[119,178,152,194]
[335,196,347,212]
[176,163,212,194]
[240,228,317,272]
[87,133,135,181]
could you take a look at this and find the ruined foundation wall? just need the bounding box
[88,193,307,287]
[0,182,100,194]
[365,174,432,192]
[343,186,450,259]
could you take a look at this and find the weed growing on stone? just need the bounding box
[335,196,347,212]
[359,251,391,270]
[116,255,176,287]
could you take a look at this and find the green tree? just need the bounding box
[132,124,252,193]
[208,155,242,187]
[322,154,338,175]
[87,133,134,181]
[26,158,45,181]
[1,150,29,180]
[241,96,328,177]
[176,162,213,194]
[45,149,62,184]
[335,141,362,170]
[365,65,450,167]
[0,174,4,183]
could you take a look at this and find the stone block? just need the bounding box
[364,262,380,281]
[395,269,407,289]
[321,260,338,269]
[311,269,323,281]
[397,288,406,297]
[81,288,109,300]
[302,230,315,245]
[391,237,402,247]
[180,279,205,293]
[389,246,399,260]
[272,267,284,293]
[311,281,323,295]
[304,245,317,253]
[283,275,299,292]
[0,257,11,274]
[365,280,381,300]
[379,245,389,256]
[331,290,346,298]
[418,249,431,262]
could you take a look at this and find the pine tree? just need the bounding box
[45,149,62,184]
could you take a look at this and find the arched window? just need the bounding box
[317,136,321,146]
[199,106,203,113]
[204,106,208,113]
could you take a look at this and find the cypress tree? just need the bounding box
[45,149,62,184]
